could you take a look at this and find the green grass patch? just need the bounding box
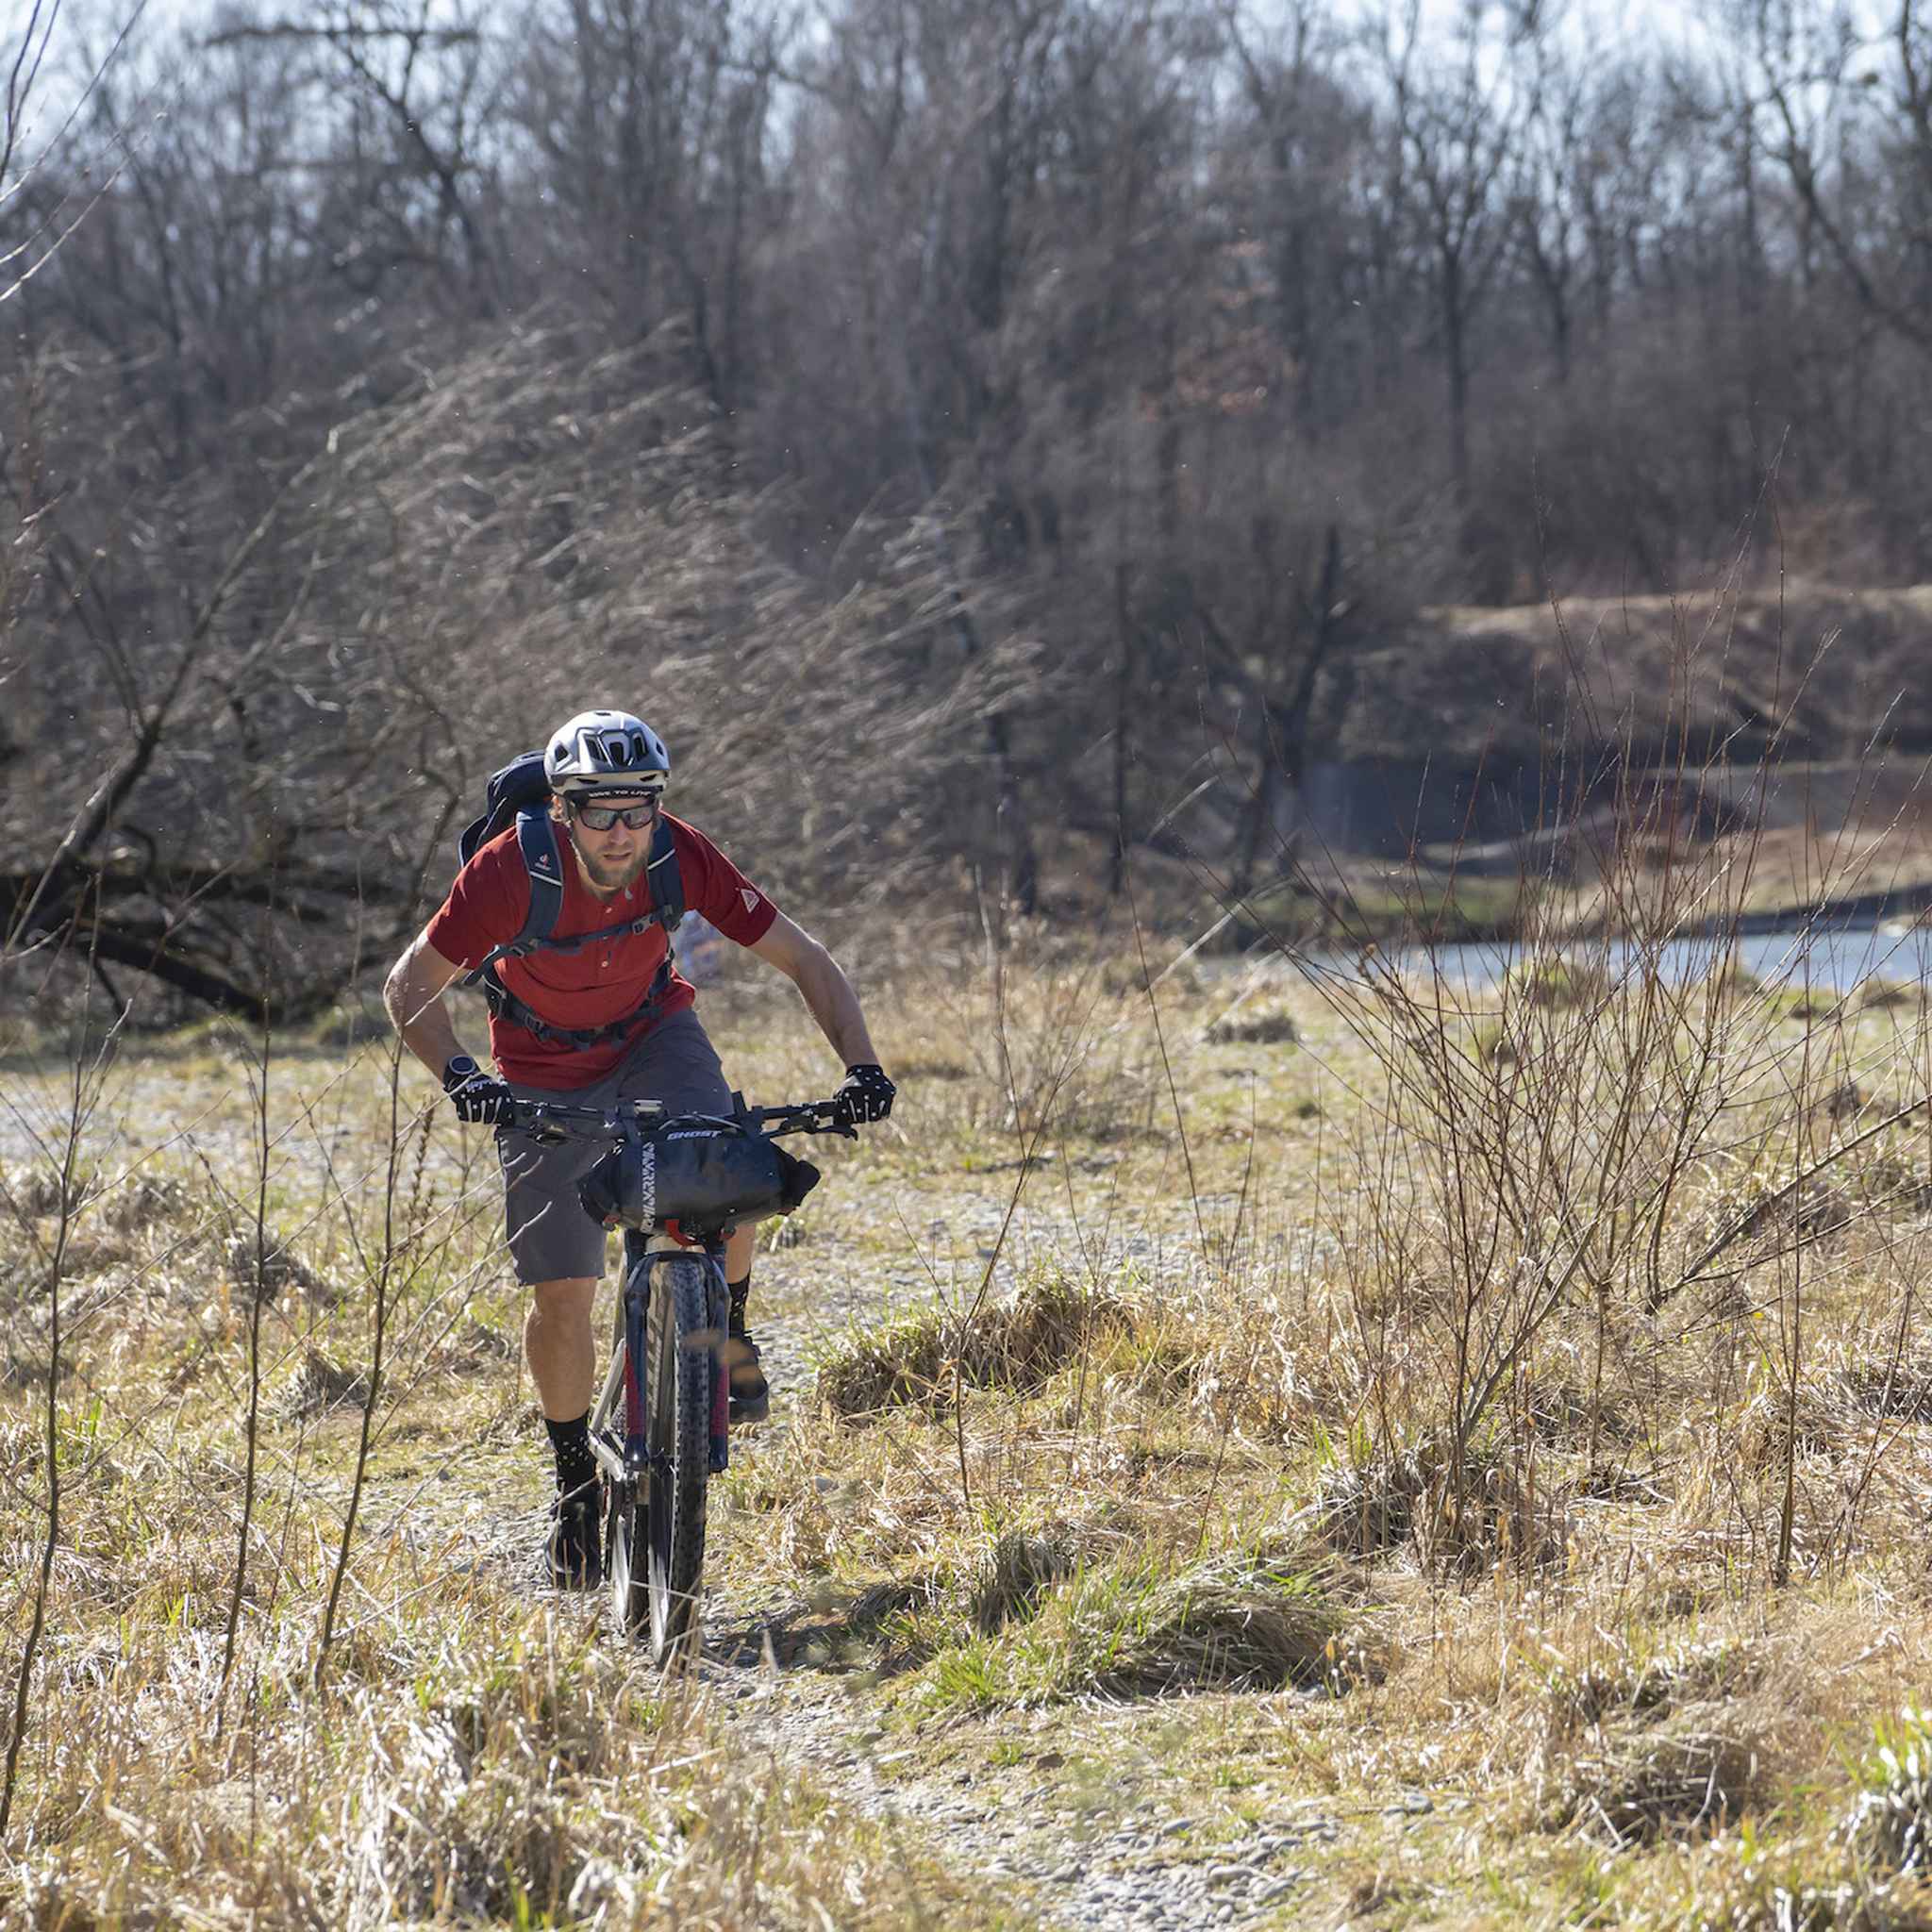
[913,1545,1370,1713]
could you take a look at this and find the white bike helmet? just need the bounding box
[543,709,671,797]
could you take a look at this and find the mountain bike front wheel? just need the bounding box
[645,1252,713,1663]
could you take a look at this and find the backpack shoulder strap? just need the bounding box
[644,814,684,933]
[463,808,566,985]
[513,808,567,945]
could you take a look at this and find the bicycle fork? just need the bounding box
[586,1231,733,1487]
[703,1240,729,1474]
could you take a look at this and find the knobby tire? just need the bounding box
[646,1254,711,1662]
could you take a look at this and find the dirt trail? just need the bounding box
[466,1250,1349,1932]
[694,1643,1341,1932]
[481,1497,1348,1931]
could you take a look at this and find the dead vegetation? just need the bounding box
[815,1271,1132,1420]
[1546,1715,1765,1848]
[11,855,1932,1919]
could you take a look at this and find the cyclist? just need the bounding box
[383,708,895,1587]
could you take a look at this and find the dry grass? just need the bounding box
[1066,1551,1369,1699]
[815,1271,1130,1420]
[1546,1713,1766,1848]
[0,1015,1021,1927]
[9,897,1932,1921]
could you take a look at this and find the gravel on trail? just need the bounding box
[485,1498,1349,1932]
[692,1657,1342,1932]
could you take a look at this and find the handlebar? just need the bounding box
[510,1093,857,1145]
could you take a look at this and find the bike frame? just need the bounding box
[586,1227,733,1485]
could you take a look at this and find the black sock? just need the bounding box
[727,1274,752,1334]
[546,1411,596,1497]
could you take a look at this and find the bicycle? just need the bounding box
[511,1091,853,1662]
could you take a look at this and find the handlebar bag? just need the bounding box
[578,1128,821,1232]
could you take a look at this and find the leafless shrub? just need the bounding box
[6,320,1054,1026]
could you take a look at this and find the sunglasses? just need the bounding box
[570,798,659,832]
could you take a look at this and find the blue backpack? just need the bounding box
[455,750,686,1047]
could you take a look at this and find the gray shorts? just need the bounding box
[496,1008,734,1285]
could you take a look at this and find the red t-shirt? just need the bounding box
[426,812,779,1087]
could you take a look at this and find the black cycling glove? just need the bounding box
[835,1062,896,1125]
[443,1054,517,1126]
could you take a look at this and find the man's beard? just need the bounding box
[571,835,650,894]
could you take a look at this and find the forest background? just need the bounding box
[7,0,1932,1019]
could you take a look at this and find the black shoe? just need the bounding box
[725,1327,769,1424]
[547,1480,603,1590]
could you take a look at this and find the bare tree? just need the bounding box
[503,0,789,407]
[1739,0,1932,353]
[207,2,508,318]
[1378,0,1524,504]
[1224,0,1372,435]
[3,2,155,309]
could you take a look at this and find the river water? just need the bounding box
[1292,921,1932,995]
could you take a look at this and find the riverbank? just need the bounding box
[1228,820,1932,956]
